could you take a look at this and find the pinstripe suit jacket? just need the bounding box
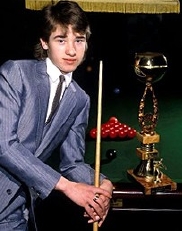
[0,59,106,217]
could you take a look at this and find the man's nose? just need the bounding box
[66,42,76,56]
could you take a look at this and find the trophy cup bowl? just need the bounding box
[134,52,168,83]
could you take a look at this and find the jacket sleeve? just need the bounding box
[0,60,61,201]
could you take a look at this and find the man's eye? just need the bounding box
[59,39,64,43]
[76,39,85,43]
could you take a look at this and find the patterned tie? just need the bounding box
[47,75,65,123]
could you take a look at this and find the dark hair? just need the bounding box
[34,0,91,60]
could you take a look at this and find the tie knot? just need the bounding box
[59,75,65,83]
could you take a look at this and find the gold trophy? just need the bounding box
[128,52,177,194]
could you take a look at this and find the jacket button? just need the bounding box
[7,189,12,195]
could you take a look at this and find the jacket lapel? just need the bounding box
[35,83,77,158]
[34,61,50,147]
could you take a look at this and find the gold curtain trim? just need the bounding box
[25,0,180,13]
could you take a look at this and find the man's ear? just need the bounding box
[40,38,48,50]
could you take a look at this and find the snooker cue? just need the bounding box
[93,60,103,231]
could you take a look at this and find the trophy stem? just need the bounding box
[138,82,158,135]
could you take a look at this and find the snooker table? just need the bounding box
[85,83,182,185]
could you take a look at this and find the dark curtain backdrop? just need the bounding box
[0,0,182,96]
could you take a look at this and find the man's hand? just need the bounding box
[83,179,113,226]
[55,177,113,226]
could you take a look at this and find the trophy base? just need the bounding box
[127,169,177,195]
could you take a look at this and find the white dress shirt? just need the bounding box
[45,58,72,122]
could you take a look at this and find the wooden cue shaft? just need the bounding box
[93,60,103,231]
[94,60,103,186]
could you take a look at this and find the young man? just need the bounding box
[0,1,113,230]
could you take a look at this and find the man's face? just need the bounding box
[40,24,87,74]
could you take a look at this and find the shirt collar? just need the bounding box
[46,57,72,87]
